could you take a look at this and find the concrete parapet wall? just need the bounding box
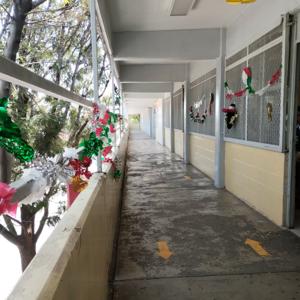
[8,133,129,300]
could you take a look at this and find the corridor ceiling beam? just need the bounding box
[95,0,120,79]
[124,92,166,99]
[122,82,173,93]
[113,29,221,62]
[120,64,188,83]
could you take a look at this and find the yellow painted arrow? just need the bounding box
[157,241,173,260]
[245,239,270,257]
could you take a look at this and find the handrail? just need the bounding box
[0,56,93,108]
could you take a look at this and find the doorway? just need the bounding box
[292,43,300,233]
[287,40,300,233]
[128,114,141,130]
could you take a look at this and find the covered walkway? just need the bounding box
[113,131,300,300]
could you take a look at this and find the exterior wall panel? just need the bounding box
[189,133,215,179]
[165,128,171,150]
[174,129,184,158]
[225,142,285,225]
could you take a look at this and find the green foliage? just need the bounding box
[0,0,111,255]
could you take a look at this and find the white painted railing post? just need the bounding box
[214,28,226,188]
[89,0,102,172]
[111,66,117,148]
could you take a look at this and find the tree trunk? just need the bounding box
[18,243,36,272]
[18,205,36,271]
[0,0,33,183]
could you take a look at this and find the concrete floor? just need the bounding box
[112,131,300,300]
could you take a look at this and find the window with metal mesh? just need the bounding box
[247,43,282,145]
[189,73,216,136]
[225,62,247,140]
[173,91,183,130]
[164,99,170,128]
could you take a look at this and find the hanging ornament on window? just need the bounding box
[222,104,238,129]
[189,93,215,123]
[0,97,34,162]
[266,102,273,122]
[225,65,282,100]
[208,93,215,116]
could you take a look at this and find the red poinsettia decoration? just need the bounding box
[96,127,103,137]
[99,111,110,125]
[0,182,17,216]
[69,157,92,179]
[102,145,112,157]
[110,124,116,133]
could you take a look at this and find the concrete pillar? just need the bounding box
[148,107,153,138]
[214,28,226,188]
[161,99,165,146]
[111,66,117,148]
[183,65,190,163]
[170,83,175,152]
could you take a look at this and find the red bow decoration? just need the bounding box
[269,67,282,86]
[0,182,17,216]
[69,157,92,179]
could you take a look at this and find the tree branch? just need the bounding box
[32,0,48,10]
[3,215,18,235]
[0,223,21,247]
[99,79,110,99]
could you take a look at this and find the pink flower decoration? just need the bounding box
[96,127,103,137]
[102,146,112,157]
[0,182,17,216]
[110,124,116,133]
[100,111,110,125]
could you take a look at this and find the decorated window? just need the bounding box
[224,25,283,149]
[189,70,216,136]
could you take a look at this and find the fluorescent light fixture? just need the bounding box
[226,0,256,4]
[169,0,198,16]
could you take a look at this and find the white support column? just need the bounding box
[214,28,226,188]
[111,66,117,148]
[183,65,190,164]
[89,0,102,172]
[170,83,175,153]
[120,84,124,134]
[162,99,165,146]
[148,107,153,138]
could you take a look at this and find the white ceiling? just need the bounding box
[108,0,262,32]
[125,97,160,110]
